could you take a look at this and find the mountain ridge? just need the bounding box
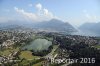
[79,22,100,34]
[0,19,77,33]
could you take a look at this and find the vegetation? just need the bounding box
[1,31,100,66]
[94,45,100,48]
[32,45,53,56]
[0,47,19,56]
[19,51,40,60]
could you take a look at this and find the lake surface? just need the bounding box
[22,38,52,51]
[72,30,100,37]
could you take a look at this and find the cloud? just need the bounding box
[14,3,57,22]
[83,10,97,22]
[83,10,91,19]
[43,8,53,18]
[35,3,42,11]
[35,3,56,19]
[85,14,91,19]
[0,17,13,23]
[14,7,39,21]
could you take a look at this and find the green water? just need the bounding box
[22,38,52,51]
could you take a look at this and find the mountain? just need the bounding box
[79,22,100,34]
[33,19,77,32]
[0,19,76,33]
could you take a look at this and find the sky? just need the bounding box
[0,0,100,27]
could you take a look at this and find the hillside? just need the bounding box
[0,19,76,33]
[79,22,100,34]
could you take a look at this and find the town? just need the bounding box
[0,28,100,66]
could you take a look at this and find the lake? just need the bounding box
[72,30,100,37]
[22,38,52,51]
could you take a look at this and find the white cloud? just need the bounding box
[83,10,91,19]
[43,8,53,18]
[83,10,97,22]
[14,7,39,21]
[85,14,91,19]
[0,17,13,23]
[35,3,42,11]
[94,15,97,20]
[14,3,57,22]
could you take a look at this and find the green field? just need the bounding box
[19,51,40,60]
[51,45,59,56]
[0,47,19,56]
[32,61,45,66]
[94,45,100,48]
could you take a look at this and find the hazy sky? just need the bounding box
[0,0,100,27]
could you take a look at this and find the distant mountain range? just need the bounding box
[0,19,76,33]
[79,22,100,34]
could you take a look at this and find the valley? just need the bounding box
[1,0,100,66]
[0,28,100,66]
